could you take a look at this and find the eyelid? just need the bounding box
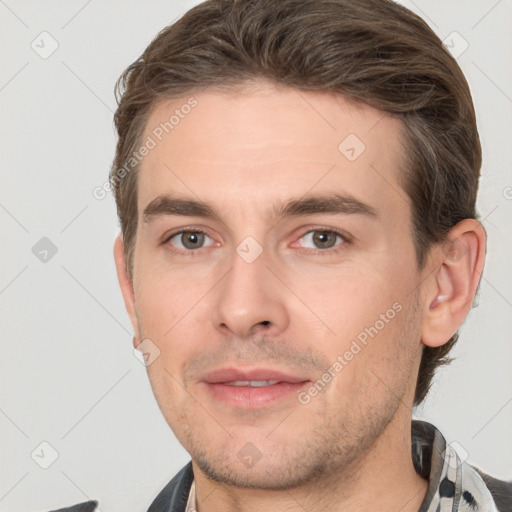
[162,225,213,241]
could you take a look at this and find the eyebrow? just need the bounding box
[142,192,378,224]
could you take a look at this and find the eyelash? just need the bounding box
[162,227,352,257]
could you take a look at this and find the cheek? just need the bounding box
[294,260,417,387]
[133,277,211,386]
[291,260,406,336]
[135,259,206,329]
[320,306,417,414]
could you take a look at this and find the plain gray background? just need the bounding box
[1,1,511,511]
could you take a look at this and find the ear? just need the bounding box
[421,219,486,348]
[113,234,140,348]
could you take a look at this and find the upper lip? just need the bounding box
[201,367,310,384]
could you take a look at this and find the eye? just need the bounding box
[164,229,215,252]
[297,229,348,253]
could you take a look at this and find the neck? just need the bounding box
[191,414,428,512]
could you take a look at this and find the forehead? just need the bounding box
[137,82,408,220]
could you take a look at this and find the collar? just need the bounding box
[413,420,499,511]
[185,480,196,512]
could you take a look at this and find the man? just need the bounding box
[56,0,511,510]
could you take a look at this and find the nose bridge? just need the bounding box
[211,238,289,337]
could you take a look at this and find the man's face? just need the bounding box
[125,81,426,488]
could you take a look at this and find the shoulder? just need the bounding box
[472,466,512,512]
[48,501,99,512]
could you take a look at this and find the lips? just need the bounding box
[201,367,309,385]
[200,367,311,408]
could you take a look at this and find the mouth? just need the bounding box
[221,380,281,387]
[199,367,311,408]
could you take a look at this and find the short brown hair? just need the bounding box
[110,0,482,406]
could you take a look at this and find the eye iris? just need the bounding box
[313,231,337,249]
[182,232,204,249]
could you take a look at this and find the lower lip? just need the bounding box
[203,381,310,408]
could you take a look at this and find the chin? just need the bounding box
[194,451,329,490]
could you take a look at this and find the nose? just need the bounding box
[211,245,290,339]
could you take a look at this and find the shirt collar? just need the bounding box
[185,479,196,512]
[414,420,499,511]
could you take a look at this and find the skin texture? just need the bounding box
[114,80,486,511]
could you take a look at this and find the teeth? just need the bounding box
[223,380,279,387]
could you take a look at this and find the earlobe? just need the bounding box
[421,219,486,348]
[113,234,140,341]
